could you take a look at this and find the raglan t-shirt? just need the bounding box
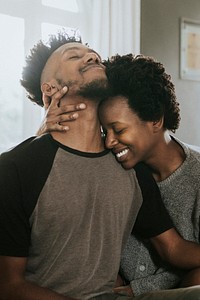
[0,133,173,299]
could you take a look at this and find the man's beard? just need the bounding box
[77,79,110,101]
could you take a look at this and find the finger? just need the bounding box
[58,112,79,122]
[43,86,69,110]
[57,113,79,124]
[113,287,130,297]
[113,286,124,292]
[113,286,134,297]
[46,123,69,133]
[50,86,68,108]
[45,103,86,119]
[43,93,51,110]
[44,103,86,121]
[59,103,86,114]
[45,111,79,125]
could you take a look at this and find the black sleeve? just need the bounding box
[0,135,57,257]
[133,162,174,238]
[0,153,30,257]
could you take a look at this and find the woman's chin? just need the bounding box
[121,160,135,170]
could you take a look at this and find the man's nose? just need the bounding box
[84,52,101,64]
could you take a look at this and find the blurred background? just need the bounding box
[0,0,200,153]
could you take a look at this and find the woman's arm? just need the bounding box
[151,228,200,270]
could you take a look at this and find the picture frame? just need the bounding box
[180,18,200,81]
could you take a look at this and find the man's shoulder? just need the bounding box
[1,136,35,156]
[0,134,56,163]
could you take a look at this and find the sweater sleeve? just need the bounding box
[130,269,185,296]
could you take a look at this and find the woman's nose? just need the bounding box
[105,134,118,149]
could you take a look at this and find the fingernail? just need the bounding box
[72,113,78,118]
[63,86,68,92]
[64,126,69,131]
[79,103,86,109]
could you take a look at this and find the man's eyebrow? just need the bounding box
[63,46,81,52]
[63,46,101,60]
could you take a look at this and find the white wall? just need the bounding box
[0,0,87,152]
[141,0,200,146]
[0,0,141,152]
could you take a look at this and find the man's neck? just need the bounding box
[51,97,105,153]
[51,125,105,153]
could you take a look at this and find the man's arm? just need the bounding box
[0,155,78,300]
[0,256,77,300]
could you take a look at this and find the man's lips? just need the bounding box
[81,64,105,72]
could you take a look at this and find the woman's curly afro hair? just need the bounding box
[103,54,180,132]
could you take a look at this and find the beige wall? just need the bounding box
[141,0,200,146]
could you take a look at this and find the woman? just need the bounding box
[99,54,200,295]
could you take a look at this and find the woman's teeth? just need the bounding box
[116,149,128,158]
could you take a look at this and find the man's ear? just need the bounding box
[41,80,59,96]
[152,117,164,132]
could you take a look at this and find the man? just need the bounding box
[0,33,200,300]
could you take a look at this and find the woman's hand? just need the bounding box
[113,285,134,297]
[113,274,134,297]
[36,86,86,136]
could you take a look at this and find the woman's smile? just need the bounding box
[115,148,129,160]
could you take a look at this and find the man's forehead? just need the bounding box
[55,42,99,56]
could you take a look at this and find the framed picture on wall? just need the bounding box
[180,18,200,81]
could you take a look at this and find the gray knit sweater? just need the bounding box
[120,136,200,296]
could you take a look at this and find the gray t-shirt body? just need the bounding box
[0,134,142,299]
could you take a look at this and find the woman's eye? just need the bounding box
[114,129,124,134]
